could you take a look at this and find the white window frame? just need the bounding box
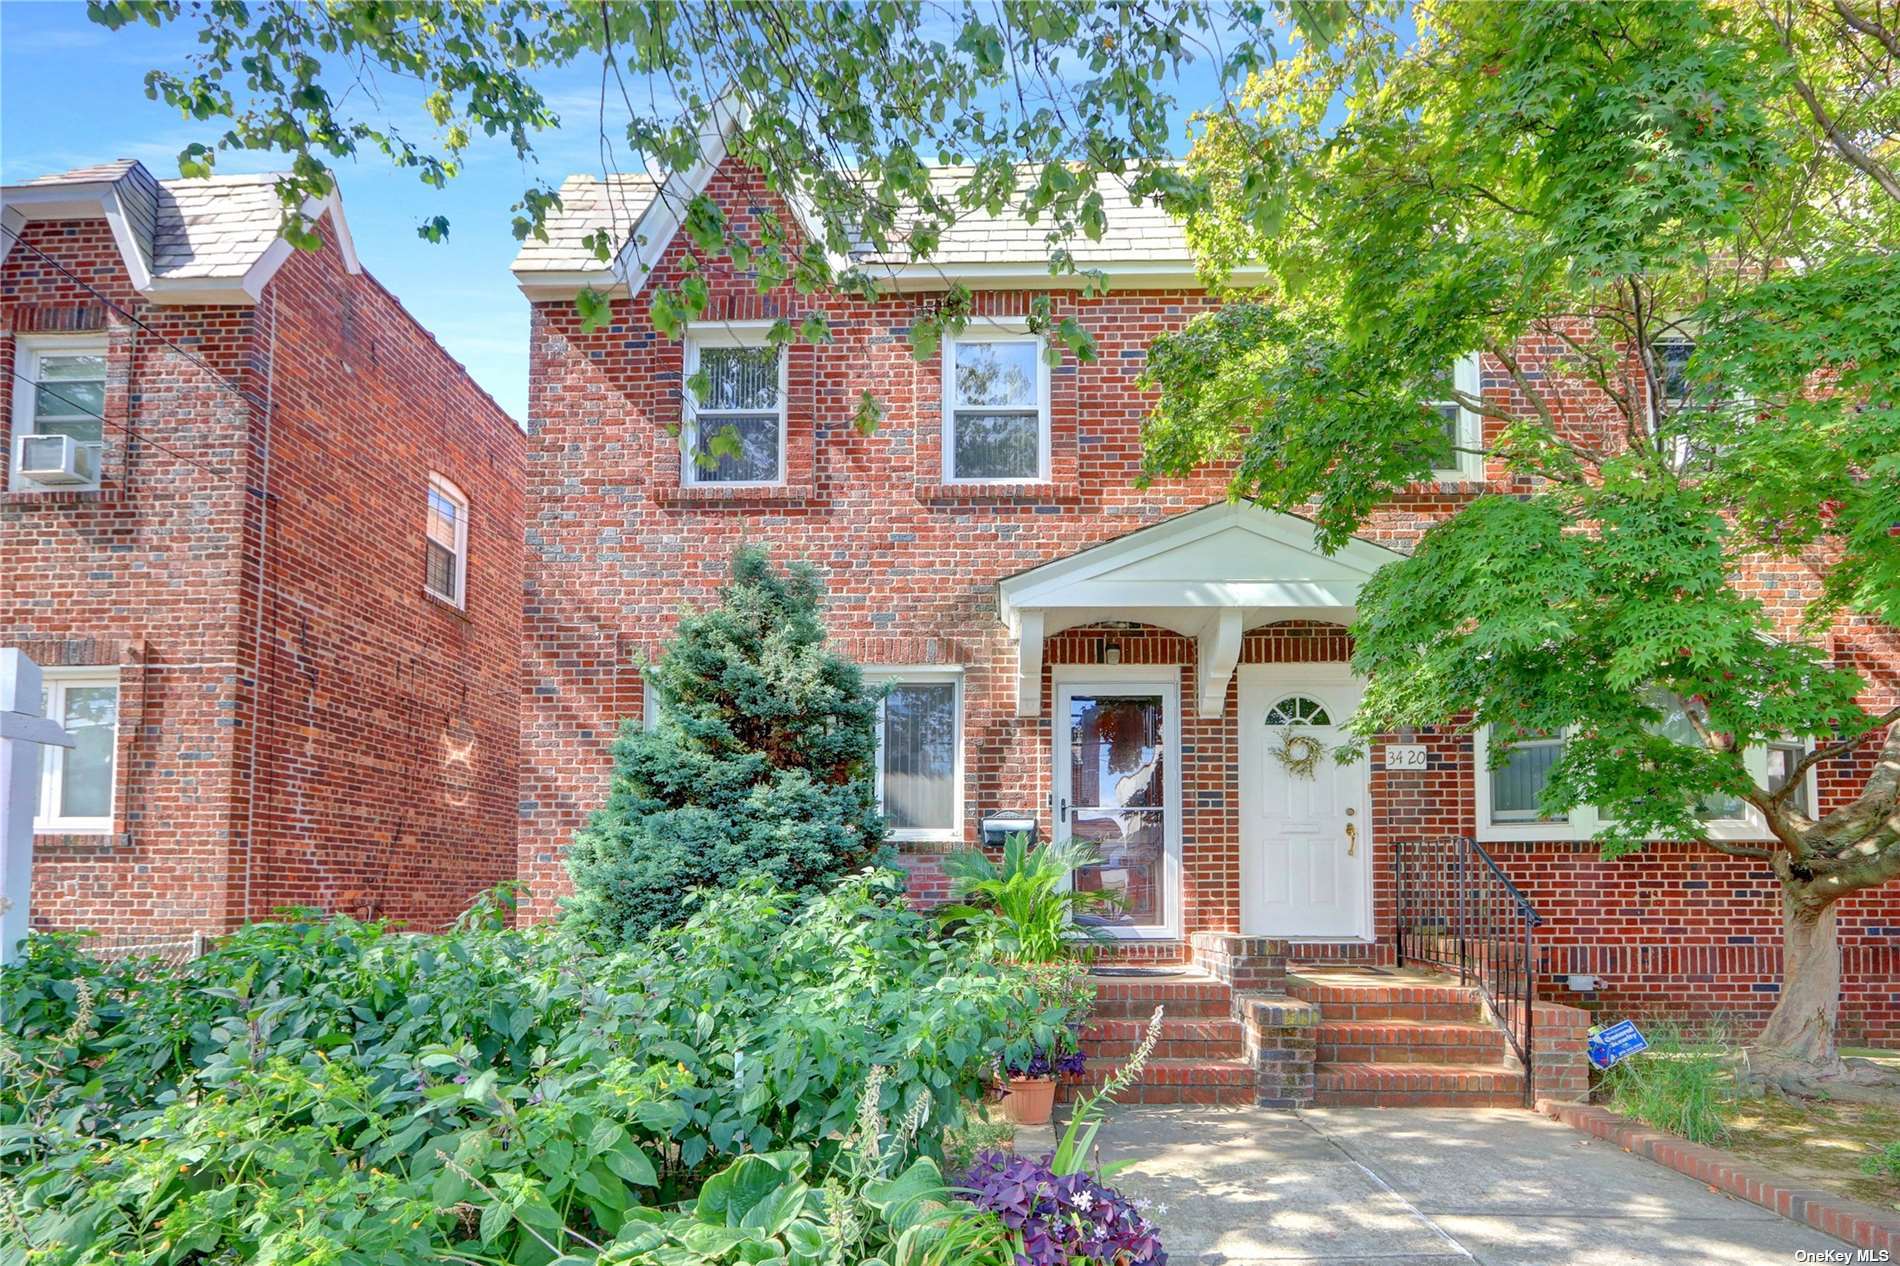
[1427,353,1484,482]
[865,666,965,843]
[9,333,109,492]
[424,473,470,609]
[1474,723,1779,843]
[941,319,1051,485]
[1766,738,1820,819]
[36,666,120,835]
[682,323,787,488]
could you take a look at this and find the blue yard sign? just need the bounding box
[1587,1020,1650,1070]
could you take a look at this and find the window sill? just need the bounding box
[889,837,967,855]
[1477,822,1778,845]
[4,484,117,504]
[35,828,124,849]
[660,480,814,509]
[422,589,472,622]
[889,829,964,846]
[915,479,1079,505]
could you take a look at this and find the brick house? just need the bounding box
[512,134,1898,1074]
[2,160,523,941]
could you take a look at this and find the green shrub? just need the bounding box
[1598,1021,1737,1144]
[1864,1140,1900,1180]
[565,546,887,944]
[0,874,1085,1264]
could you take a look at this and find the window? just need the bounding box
[1766,740,1815,817]
[1264,695,1332,726]
[1653,335,1696,407]
[37,668,119,833]
[1489,731,1569,824]
[10,336,108,491]
[684,329,785,486]
[1424,354,1483,481]
[1649,691,1746,822]
[943,325,1049,482]
[1475,701,1784,843]
[868,669,962,841]
[425,474,469,607]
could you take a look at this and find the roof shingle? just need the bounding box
[509,165,1191,278]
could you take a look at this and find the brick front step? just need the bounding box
[1081,1017,1245,1061]
[1314,1019,1506,1066]
[1088,975,1234,1019]
[1057,1056,1256,1106]
[1286,978,1482,1023]
[1314,1061,1526,1107]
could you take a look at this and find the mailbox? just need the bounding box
[981,811,1038,847]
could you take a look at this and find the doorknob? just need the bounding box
[1345,822,1358,856]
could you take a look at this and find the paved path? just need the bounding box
[1073,1105,1847,1265]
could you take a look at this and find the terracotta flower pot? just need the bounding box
[1000,1075,1057,1125]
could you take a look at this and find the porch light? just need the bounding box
[1101,642,1121,665]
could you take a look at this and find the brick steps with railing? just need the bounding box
[1291,968,1528,1107]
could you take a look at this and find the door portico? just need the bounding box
[999,503,1402,943]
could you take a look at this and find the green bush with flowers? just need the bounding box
[0,871,1093,1264]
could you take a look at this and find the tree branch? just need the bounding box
[1832,0,1900,58]
[1763,0,1900,203]
[1778,704,1900,792]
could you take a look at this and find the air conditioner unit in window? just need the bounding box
[14,434,98,486]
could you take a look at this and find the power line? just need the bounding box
[8,370,247,487]
[0,221,269,413]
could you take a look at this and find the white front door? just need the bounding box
[1052,666,1182,939]
[1239,666,1372,939]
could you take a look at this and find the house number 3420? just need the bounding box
[1383,745,1428,771]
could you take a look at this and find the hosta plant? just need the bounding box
[0,875,1078,1264]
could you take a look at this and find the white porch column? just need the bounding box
[0,650,70,965]
[1196,609,1244,718]
[1010,609,1045,719]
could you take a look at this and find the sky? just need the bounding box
[1,1,1242,422]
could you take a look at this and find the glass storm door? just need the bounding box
[1053,678,1178,938]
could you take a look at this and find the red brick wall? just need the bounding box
[4,209,523,936]
[520,154,1898,1039]
[4,216,257,934]
[242,218,524,929]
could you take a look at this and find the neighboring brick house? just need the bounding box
[2,160,522,940]
[512,133,1897,1046]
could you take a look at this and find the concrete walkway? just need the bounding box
[1072,1105,1848,1265]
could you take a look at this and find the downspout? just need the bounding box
[238,294,277,927]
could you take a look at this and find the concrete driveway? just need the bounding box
[1077,1105,1848,1265]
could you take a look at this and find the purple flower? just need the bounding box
[1005,1042,1087,1080]
[960,1151,1167,1266]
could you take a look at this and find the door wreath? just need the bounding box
[1270,729,1327,780]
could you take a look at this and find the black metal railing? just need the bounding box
[1393,836,1542,1104]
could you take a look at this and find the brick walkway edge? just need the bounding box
[1536,1099,1900,1254]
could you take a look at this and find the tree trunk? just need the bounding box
[1751,891,1841,1073]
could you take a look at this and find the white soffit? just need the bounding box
[996,501,1404,718]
